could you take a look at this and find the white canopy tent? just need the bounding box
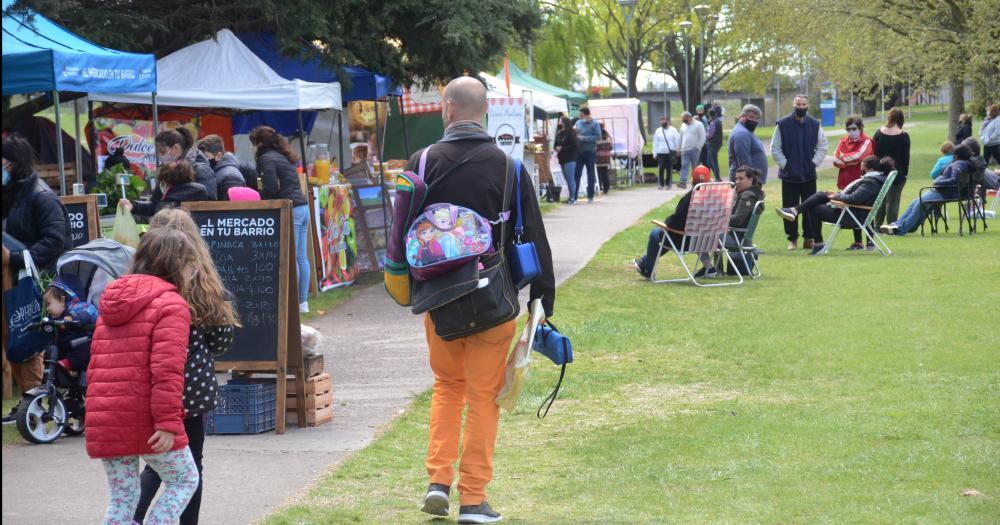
[480,73,568,115]
[91,29,341,110]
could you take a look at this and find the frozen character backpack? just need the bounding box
[384,143,499,306]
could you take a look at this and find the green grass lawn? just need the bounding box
[263,109,998,524]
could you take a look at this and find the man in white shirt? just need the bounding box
[652,116,680,189]
[678,111,706,189]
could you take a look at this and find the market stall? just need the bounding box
[2,0,156,195]
[587,98,645,186]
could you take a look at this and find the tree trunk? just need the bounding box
[948,77,964,141]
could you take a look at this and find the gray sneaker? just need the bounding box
[421,483,450,516]
[458,500,502,524]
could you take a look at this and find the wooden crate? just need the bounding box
[286,373,333,426]
[303,353,324,378]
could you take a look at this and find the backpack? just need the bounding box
[383,143,496,306]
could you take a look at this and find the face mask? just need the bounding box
[661,123,668,128]
[849,130,861,140]
[2,168,10,186]
[743,119,758,132]
[794,107,808,118]
[158,151,179,164]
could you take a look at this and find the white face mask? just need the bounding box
[849,130,861,140]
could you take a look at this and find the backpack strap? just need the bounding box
[513,158,524,242]
[498,154,514,249]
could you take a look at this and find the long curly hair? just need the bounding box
[248,125,299,164]
[128,228,198,297]
[148,208,240,327]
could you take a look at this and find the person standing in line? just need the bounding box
[85,228,201,525]
[133,208,238,525]
[955,114,973,144]
[596,122,612,195]
[407,77,555,524]
[771,94,829,250]
[2,136,70,424]
[872,107,911,227]
[652,116,679,189]
[573,107,602,203]
[678,111,707,189]
[554,116,580,203]
[981,104,1000,166]
[727,104,769,184]
[695,104,709,165]
[248,125,311,314]
[832,116,874,249]
[705,108,724,182]
[197,135,246,200]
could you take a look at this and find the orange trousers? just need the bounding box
[424,314,516,506]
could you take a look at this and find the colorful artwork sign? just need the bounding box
[92,118,202,180]
[313,184,358,290]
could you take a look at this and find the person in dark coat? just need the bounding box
[197,134,246,200]
[776,156,892,253]
[633,167,713,278]
[155,127,217,200]
[955,114,972,145]
[248,125,311,313]
[121,161,210,222]
[554,116,580,203]
[2,135,70,422]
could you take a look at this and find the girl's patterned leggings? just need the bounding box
[100,447,199,525]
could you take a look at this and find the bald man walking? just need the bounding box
[408,77,555,524]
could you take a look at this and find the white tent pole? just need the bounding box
[53,91,67,195]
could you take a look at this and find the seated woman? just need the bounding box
[121,160,211,222]
[633,167,713,278]
[880,144,973,236]
[929,141,954,180]
[776,156,893,254]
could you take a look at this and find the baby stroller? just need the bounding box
[16,239,133,444]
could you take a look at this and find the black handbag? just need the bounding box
[429,157,519,340]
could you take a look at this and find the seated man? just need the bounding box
[776,155,893,254]
[633,166,713,278]
[880,144,973,236]
[718,165,765,274]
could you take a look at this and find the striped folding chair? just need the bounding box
[727,200,765,279]
[817,170,896,256]
[649,182,742,287]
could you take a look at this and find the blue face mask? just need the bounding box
[2,168,10,186]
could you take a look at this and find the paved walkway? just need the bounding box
[1,185,680,525]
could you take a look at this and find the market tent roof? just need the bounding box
[91,29,341,110]
[481,73,568,115]
[1,0,156,95]
[587,98,644,158]
[238,32,400,102]
[498,61,586,105]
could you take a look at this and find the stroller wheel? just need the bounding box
[16,394,67,444]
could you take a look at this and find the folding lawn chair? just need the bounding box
[649,182,742,287]
[817,170,897,256]
[727,200,765,279]
[919,169,978,236]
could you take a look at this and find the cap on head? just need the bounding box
[695,104,704,111]
[692,165,712,184]
[50,275,84,300]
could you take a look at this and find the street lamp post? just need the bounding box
[619,0,638,99]
[694,4,709,106]
[679,20,693,111]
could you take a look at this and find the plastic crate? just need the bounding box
[206,380,277,435]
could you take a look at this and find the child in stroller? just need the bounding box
[42,275,98,380]
[15,239,133,444]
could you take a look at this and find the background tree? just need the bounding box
[508,0,604,89]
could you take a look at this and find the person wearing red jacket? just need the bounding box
[86,228,200,525]
[832,116,874,249]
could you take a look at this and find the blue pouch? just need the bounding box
[531,320,572,419]
[508,158,541,290]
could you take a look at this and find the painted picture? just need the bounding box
[313,184,358,290]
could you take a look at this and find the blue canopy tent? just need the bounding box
[236,33,402,167]
[2,0,156,194]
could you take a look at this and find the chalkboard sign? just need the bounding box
[59,195,100,247]
[182,200,306,434]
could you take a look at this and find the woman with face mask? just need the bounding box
[155,127,217,200]
[1,135,71,423]
[831,116,874,249]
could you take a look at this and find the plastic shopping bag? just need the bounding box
[3,250,47,362]
[496,299,544,411]
[112,203,140,248]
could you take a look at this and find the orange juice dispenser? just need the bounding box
[310,143,332,185]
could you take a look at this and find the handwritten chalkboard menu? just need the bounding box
[58,196,100,247]
[183,200,306,434]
